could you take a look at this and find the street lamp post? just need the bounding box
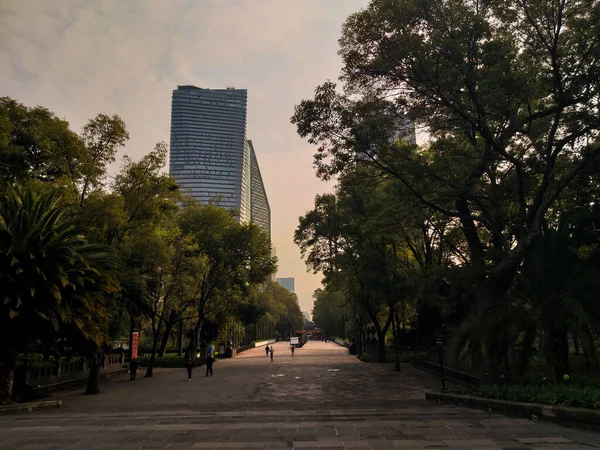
[435,334,446,392]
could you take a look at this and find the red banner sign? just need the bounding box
[131,332,139,360]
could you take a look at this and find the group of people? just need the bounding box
[264,344,296,362]
[265,345,274,361]
[129,343,299,381]
[127,349,215,382]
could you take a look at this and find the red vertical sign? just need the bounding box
[131,332,139,360]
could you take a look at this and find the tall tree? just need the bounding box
[178,201,277,352]
[0,185,119,402]
[292,0,600,311]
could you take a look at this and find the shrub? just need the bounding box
[451,383,600,410]
[137,353,206,368]
[357,348,426,363]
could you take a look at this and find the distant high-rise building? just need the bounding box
[169,85,270,237]
[276,277,295,293]
[271,247,277,281]
[396,114,416,145]
[248,140,270,239]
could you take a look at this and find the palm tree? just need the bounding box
[0,185,119,403]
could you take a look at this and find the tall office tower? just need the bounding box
[396,115,417,145]
[270,247,277,281]
[276,277,295,293]
[169,85,270,237]
[248,140,271,240]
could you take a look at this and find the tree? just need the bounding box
[79,143,181,373]
[292,0,600,312]
[296,170,420,362]
[312,289,346,338]
[0,97,85,187]
[0,98,129,205]
[178,201,277,352]
[0,185,119,402]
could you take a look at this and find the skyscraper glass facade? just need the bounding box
[169,85,248,218]
[169,85,270,237]
[276,277,295,293]
[248,140,271,239]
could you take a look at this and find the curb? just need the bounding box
[426,392,600,428]
[0,400,62,414]
[31,368,128,396]
[415,361,480,385]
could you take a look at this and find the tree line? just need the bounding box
[0,97,303,403]
[293,0,600,382]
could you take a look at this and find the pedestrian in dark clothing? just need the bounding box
[186,357,194,381]
[291,345,295,356]
[205,355,214,376]
[265,345,269,356]
[129,359,139,381]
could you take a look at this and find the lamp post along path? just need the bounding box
[436,336,446,392]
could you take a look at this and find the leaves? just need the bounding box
[0,185,120,360]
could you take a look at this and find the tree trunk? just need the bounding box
[145,326,161,378]
[377,333,387,363]
[84,352,103,395]
[128,312,136,361]
[550,321,570,383]
[177,321,184,356]
[187,317,204,358]
[570,332,579,355]
[391,309,401,372]
[0,364,15,404]
[159,310,177,357]
[580,327,599,371]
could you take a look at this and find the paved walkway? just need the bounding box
[0,341,599,449]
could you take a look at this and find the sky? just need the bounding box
[0,0,370,316]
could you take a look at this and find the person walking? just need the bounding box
[291,345,295,356]
[269,346,274,362]
[129,358,139,381]
[186,357,194,381]
[205,353,214,377]
[265,345,269,356]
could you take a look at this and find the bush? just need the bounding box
[451,383,600,410]
[137,353,206,368]
[358,348,426,363]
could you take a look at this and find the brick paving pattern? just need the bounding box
[0,341,598,449]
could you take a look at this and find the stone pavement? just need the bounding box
[0,341,599,449]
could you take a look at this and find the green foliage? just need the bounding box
[312,289,347,337]
[177,200,277,337]
[292,0,600,378]
[358,348,426,364]
[137,353,204,368]
[0,185,120,361]
[452,384,600,410]
[0,95,282,397]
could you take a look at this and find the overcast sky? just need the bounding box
[0,0,370,315]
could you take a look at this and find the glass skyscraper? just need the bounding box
[276,277,295,293]
[169,85,271,237]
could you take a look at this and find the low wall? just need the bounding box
[333,337,350,348]
[415,360,480,385]
[19,354,125,397]
[253,339,276,348]
[426,392,600,432]
[32,367,128,397]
